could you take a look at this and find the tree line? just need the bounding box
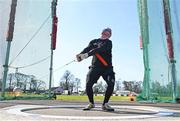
[0,70,143,95]
[59,70,81,95]
[0,72,46,93]
[59,70,143,95]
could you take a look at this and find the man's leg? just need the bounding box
[102,69,115,111]
[103,78,115,105]
[86,82,95,104]
[84,67,100,110]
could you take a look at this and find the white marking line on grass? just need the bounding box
[3,105,178,120]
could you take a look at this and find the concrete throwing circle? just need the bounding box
[4,105,177,120]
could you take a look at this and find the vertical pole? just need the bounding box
[1,0,17,98]
[171,62,177,102]
[162,0,177,102]
[49,0,58,98]
[48,48,53,97]
[1,42,11,97]
[138,0,151,100]
[15,68,19,87]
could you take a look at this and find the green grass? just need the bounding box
[57,95,135,102]
[1,92,136,101]
[0,92,49,100]
[157,96,173,102]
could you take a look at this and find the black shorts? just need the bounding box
[86,66,115,86]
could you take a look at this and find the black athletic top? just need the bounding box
[80,38,112,67]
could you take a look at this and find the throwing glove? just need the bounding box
[76,53,88,62]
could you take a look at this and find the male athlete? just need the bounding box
[76,28,115,111]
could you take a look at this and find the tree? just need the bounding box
[4,72,46,93]
[7,73,16,89]
[123,81,131,91]
[134,81,142,93]
[123,80,142,93]
[151,81,161,94]
[60,70,74,94]
[115,79,121,91]
[36,80,46,91]
[69,81,75,94]
[93,81,106,94]
[74,78,81,93]
[30,79,37,92]
[29,75,36,91]
[13,72,31,90]
[151,81,173,97]
[8,73,13,91]
[6,73,32,92]
[29,78,46,93]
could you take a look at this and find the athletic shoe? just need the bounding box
[102,103,114,111]
[83,103,95,110]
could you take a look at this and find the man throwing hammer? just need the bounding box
[76,28,115,111]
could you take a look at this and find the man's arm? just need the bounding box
[76,40,95,62]
[80,40,94,54]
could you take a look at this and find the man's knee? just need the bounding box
[85,82,95,94]
[86,81,95,88]
[108,80,115,88]
[106,79,114,93]
[107,73,115,86]
[86,72,99,88]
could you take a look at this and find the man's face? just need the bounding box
[101,31,111,39]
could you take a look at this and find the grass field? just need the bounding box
[0,92,48,100]
[2,92,174,102]
[1,92,136,101]
[56,95,135,102]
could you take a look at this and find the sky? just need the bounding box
[0,0,144,90]
[53,0,144,89]
[1,0,180,92]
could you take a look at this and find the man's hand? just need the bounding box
[76,54,82,62]
[76,53,89,62]
[80,53,89,60]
